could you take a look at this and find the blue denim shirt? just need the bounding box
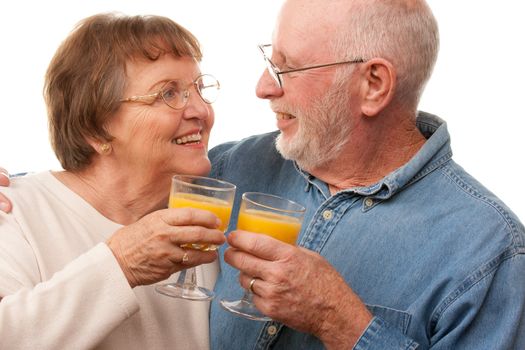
[208,112,525,349]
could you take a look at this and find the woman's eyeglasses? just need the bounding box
[121,74,220,110]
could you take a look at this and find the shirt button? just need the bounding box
[322,210,333,220]
[267,325,278,335]
[364,198,374,207]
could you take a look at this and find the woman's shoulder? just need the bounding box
[4,171,56,198]
[2,171,79,218]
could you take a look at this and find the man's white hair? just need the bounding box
[331,0,439,110]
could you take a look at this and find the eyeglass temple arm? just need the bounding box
[120,92,159,102]
[277,59,366,75]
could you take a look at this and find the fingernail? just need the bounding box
[216,218,222,228]
[0,202,8,212]
[0,171,8,179]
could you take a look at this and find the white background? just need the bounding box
[0,1,523,220]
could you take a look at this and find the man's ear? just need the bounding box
[359,58,396,117]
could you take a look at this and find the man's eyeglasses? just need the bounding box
[120,74,220,110]
[258,44,366,88]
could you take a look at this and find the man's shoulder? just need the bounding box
[431,160,525,248]
[209,131,282,166]
[208,131,297,183]
[210,131,280,157]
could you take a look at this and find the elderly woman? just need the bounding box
[0,14,225,349]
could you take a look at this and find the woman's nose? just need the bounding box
[182,89,209,120]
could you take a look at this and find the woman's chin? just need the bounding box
[175,160,211,177]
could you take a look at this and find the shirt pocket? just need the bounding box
[366,304,412,334]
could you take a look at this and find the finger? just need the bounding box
[224,246,274,281]
[0,169,12,213]
[167,226,226,247]
[238,273,267,296]
[171,249,219,268]
[162,207,222,229]
[0,168,9,186]
[227,230,294,261]
[166,247,190,265]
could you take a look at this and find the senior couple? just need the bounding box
[1,0,524,349]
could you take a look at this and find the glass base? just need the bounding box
[220,298,272,321]
[156,283,214,301]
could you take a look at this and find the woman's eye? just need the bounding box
[162,82,181,101]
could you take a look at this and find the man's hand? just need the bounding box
[225,231,373,349]
[0,167,12,213]
[107,207,226,288]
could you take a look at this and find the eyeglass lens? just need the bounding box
[261,45,282,88]
[161,75,220,109]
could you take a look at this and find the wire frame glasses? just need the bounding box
[258,44,366,88]
[120,74,220,110]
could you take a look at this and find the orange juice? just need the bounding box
[170,192,233,250]
[237,209,302,245]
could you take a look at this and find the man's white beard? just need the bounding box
[275,79,352,171]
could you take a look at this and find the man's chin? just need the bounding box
[275,134,329,171]
[275,134,302,161]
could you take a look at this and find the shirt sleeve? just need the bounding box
[0,212,139,349]
[353,316,419,349]
[353,250,525,349]
[428,251,525,349]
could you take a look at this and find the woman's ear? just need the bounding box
[86,137,112,155]
[360,58,396,117]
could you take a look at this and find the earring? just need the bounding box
[100,143,112,155]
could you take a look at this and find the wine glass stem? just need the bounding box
[176,267,197,289]
[243,290,254,303]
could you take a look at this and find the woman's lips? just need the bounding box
[172,132,202,145]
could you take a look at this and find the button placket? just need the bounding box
[322,209,333,220]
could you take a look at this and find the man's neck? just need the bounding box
[308,115,426,195]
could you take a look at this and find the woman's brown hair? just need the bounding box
[45,13,202,170]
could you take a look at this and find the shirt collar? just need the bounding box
[294,111,453,199]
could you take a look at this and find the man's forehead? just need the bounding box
[273,0,342,50]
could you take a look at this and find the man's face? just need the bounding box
[257,0,358,171]
[272,76,354,171]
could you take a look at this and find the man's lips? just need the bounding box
[276,112,296,120]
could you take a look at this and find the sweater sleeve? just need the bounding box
[0,212,139,349]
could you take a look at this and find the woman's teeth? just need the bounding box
[174,133,202,145]
[277,113,296,120]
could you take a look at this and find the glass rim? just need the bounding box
[241,192,306,214]
[172,174,237,191]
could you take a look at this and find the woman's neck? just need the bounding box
[53,166,170,225]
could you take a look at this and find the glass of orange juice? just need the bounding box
[220,192,305,320]
[156,175,236,301]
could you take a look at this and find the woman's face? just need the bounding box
[108,55,215,179]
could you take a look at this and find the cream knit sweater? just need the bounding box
[0,171,218,349]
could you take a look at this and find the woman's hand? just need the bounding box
[107,207,225,288]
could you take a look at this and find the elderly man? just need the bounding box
[1,0,525,349]
[208,0,525,349]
